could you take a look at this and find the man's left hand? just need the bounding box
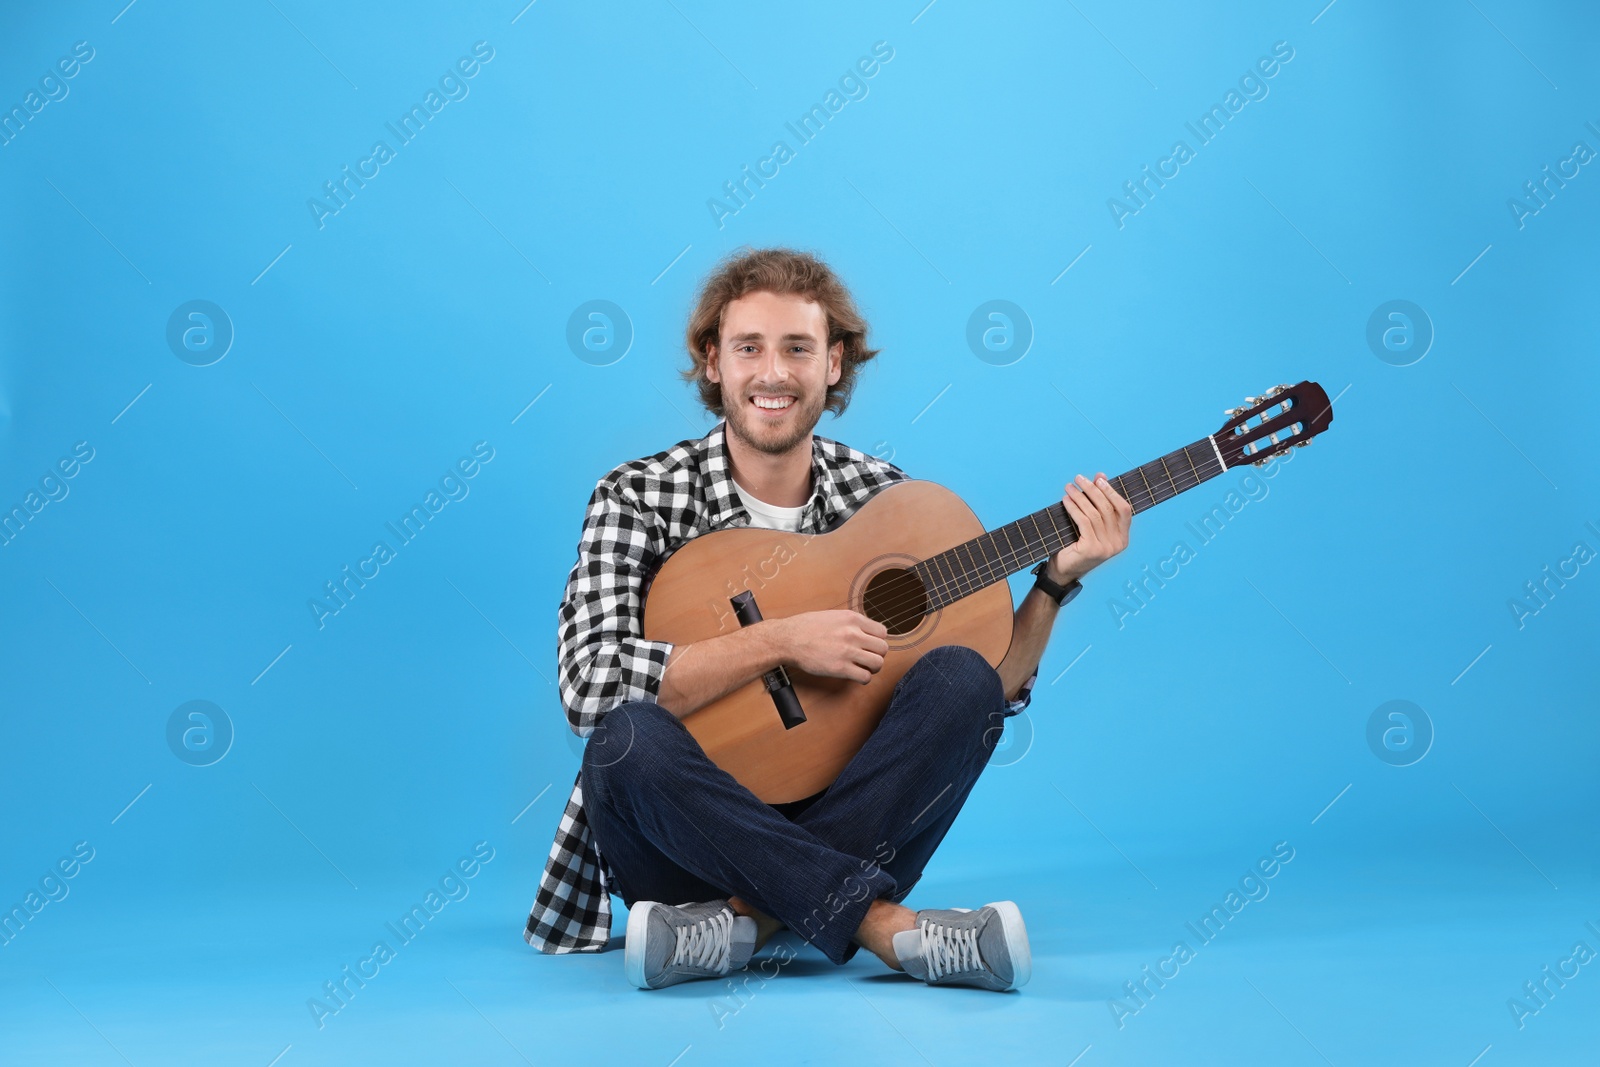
[1048,472,1131,585]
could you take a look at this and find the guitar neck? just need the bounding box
[912,434,1229,610]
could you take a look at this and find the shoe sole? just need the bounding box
[624,901,661,989]
[983,900,1031,990]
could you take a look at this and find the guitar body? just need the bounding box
[642,480,1015,803]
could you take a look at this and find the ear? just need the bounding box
[826,339,843,387]
[705,342,721,384]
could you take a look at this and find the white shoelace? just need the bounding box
[918,918,983,981]
[672,909,734,973]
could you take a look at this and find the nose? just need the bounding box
[755,348,789,388]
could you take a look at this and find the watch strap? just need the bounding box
[1031,561,1082,606]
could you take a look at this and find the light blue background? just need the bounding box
[2,1,1596,1064]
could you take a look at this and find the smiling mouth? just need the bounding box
[749,395,796,414]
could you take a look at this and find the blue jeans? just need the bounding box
[580,644,1009,965]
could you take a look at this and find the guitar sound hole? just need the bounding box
[862,567,929,636]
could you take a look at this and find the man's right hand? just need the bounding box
[771,610,890,684]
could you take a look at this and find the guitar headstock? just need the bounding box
[1214,380,1334,468]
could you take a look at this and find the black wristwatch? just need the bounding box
[1030,561,1082,606]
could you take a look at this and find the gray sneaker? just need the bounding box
[624,899,757,990]
[891,901,1031,991]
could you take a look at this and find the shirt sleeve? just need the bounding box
[556,479,675,736]
[1004,666,1037,717]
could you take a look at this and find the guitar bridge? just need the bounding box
[729,591,806,730]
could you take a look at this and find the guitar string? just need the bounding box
[654,428,1301,658]
[860,446,1230,624]
[849,465,1202,626]
[716,418,1308,644]
[795,448,1224,631]
[739,424,1299,631]
[915,479,1192,607]
[867,422,1308,623]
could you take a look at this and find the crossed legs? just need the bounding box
[580,644,1008,967]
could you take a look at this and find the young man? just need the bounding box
[524,248,1131,991]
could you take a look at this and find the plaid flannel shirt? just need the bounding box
[523,419,1037,954]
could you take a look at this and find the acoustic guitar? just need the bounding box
[642,381,1334,802]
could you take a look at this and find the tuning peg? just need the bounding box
[1294,439,1312,448]
[1225,406,1247,417]
[1243,395,1260,405]
[1262,383,1291,397]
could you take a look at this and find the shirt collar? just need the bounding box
[703,420,839,532]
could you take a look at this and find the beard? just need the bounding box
[721,384,827,456]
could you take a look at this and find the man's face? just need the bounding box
[707,290,842,456]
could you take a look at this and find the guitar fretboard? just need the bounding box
[910,436,1227,610]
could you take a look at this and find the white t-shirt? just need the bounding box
[733,479,805,532]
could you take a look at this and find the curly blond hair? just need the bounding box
[681,247,881,418]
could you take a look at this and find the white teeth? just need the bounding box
[752,396,794,410]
